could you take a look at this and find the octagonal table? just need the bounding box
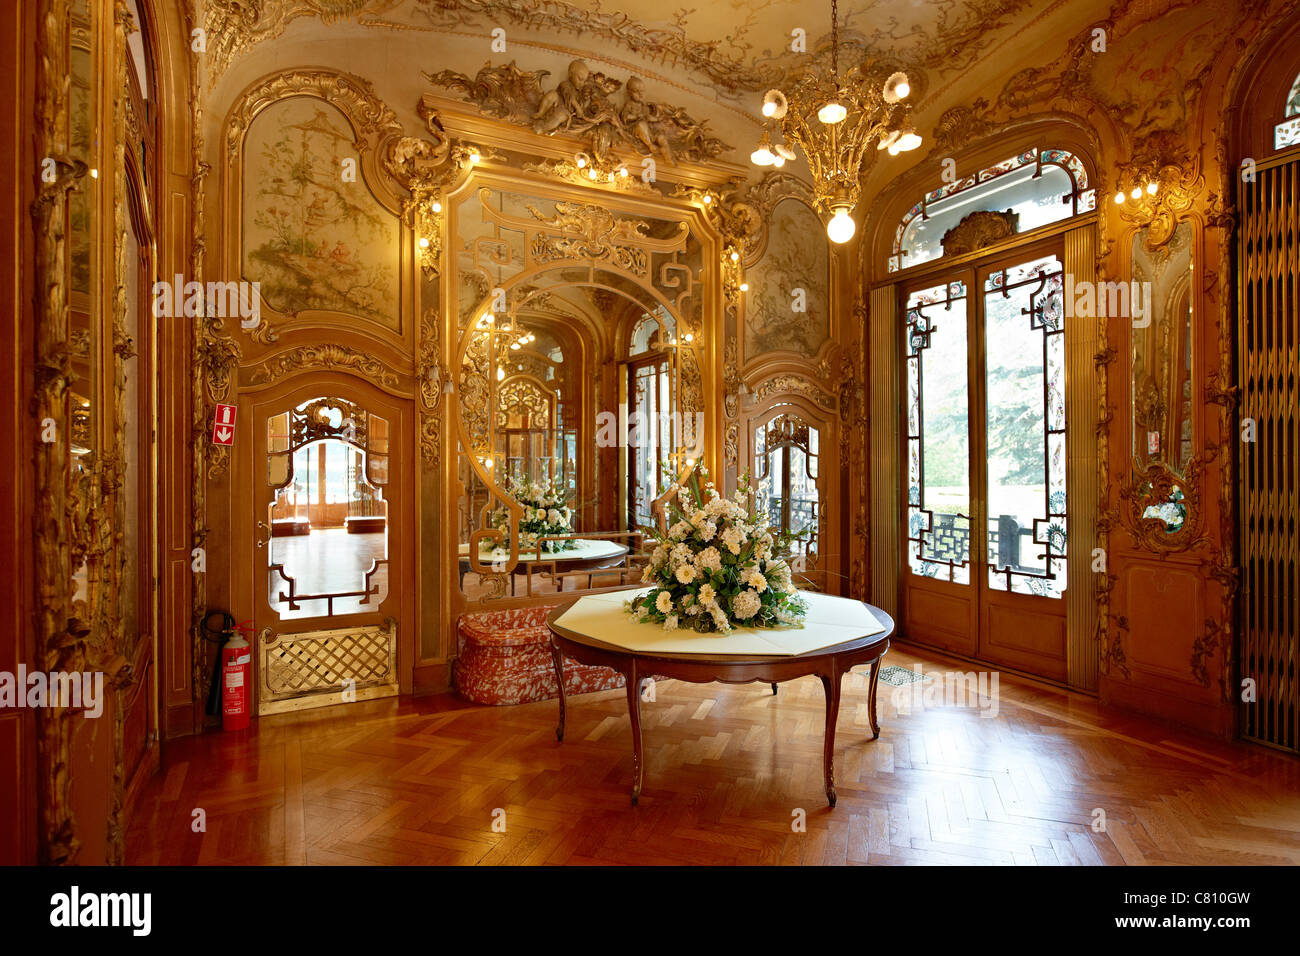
[546,589,894,807]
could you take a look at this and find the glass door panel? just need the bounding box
[981,256,1067,598]
[906,281,972,585]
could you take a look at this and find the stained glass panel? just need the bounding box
[905,281,971,585]
[983,255,1067,598]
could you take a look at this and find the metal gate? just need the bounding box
[1237,154,1300,752]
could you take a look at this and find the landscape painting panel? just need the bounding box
[242,97,399,326]
[745,198,829,361]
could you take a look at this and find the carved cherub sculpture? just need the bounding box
[620,76,676,164]
[532,59,591,135]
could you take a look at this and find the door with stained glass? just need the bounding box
[902,240,1068,680]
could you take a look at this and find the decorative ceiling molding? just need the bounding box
[424,59,729,165]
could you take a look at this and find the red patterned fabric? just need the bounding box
[455,605,625,706]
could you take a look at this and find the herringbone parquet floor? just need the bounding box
[125,646,1300,865]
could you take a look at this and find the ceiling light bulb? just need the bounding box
[469,151,480,163]
[772,154,786,167]
[894,128,923,152]
[619,167,628,177]
[749,131,776,166]
[883,71,911,104]
[827,206,856,243]
[575,155,587,168]
[431,201,442,213]
[761,89,788,120]
[1114,191,1125,204]
[702,195,712,204]
[878,129,901,151]
[418,237,430,248]
[1147,181,1159,195]
[684,333,693,342]
[730,251,739,262]
[510,342,521,350]
[775,143,797,161]
[817,99,847,125]
[587,168,598,180]
[1130,186,1142,199]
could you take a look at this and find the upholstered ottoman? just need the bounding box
[455,605,625,706]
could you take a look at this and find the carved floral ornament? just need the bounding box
[1113,148,1206,250]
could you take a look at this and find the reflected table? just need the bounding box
[547,590,894,806]
[457,539,630,594]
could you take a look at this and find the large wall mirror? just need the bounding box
[68,0,98,625]
[1129,221,1196,539]
[450,181,707,602]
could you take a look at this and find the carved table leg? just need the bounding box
[626,661,644,805]
[820,666,842,808]
[867,658,883,740]
[551,638,566,742]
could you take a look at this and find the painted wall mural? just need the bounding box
[241,97,399,325]
[745,198,829,361]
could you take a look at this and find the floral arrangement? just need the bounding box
[488,473,577,554]
[626,464,808,632]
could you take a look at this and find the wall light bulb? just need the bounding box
[1130,186,1142,200]
[432,201,442,213]
[1147,181,1159,195]
[1114,191,1125,204]
[418,237,430,249]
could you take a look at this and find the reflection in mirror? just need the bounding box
[627,310,677,529]
[68,0,96,611]
[1131,223,1193,473]
[266,399,389,619]
[754,410,820,562]
[1131,222,1193,534]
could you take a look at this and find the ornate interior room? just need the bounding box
[3,0,1299,869]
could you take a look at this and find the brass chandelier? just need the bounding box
[750,0,921,243]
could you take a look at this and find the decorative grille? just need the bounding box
[1238,156,1300,753]
[259,620,398,715]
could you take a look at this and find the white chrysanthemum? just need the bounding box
[640,564,655,583]
[656,591,673,614]
[675,564,697,584]
[663,614,679,631]
[744,568,768,592]
[732,589,761,619]
[698,583,717,607]
[696,546,722,572]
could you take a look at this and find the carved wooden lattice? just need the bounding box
[260,622,398,714]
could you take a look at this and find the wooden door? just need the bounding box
[242,376,414,714]
[900,240,1069,681]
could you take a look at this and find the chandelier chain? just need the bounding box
[831,0,839,80]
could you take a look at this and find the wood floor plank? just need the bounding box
[123,647,1300,866]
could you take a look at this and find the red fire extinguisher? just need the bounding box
[221,625,254,731]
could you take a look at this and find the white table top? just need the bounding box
[458,538,629,564]
[553,588,890,657]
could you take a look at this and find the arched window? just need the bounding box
[889,147,1093,272]
[1275,72,1300,150]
